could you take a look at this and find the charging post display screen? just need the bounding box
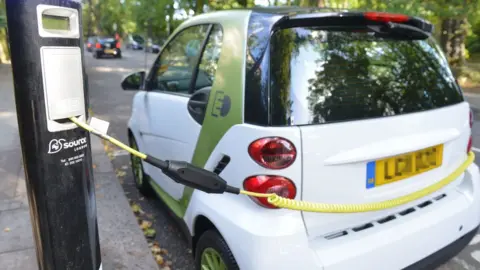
[42,14,70,31]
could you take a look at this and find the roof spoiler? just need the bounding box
[276,11,434,39]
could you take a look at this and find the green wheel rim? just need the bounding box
[200,248,227,270]
[131,140,143,186]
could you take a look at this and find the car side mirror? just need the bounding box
[121,71,145,91]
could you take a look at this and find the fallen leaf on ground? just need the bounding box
[154,254,164,265]
[131,203,141,214]
[144,228,156,238]
[150,245,161,254]
[116,170,126,177]
[122,165,128,170]
[160,248,168,255]
[140,220,152,230]
[166,261,172,266]
[3,227,10,232]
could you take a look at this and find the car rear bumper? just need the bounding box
[97,48,121,55]
[403,224,478,270]
[219,163,480,270]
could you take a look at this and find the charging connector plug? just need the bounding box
[144,156,240,195]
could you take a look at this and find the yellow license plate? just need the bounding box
[105,49,115,54]
[366,145,443,189]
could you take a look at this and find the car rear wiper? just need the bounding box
[368,22,430,40]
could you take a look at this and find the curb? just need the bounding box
[91,135,159,270]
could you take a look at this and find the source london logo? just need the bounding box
[48,138,87,154]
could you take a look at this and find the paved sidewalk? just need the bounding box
[0,64,159,270]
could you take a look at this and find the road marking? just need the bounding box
[470,234,480,245]
[452,257,477,270]
[472,147,480,153]
[471,250,480,263]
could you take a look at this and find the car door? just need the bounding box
[140,24,224,200]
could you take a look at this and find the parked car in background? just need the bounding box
[144,38,164,53]
[126,34,145,50]
[86,36,96,52]
[91,36,122,59]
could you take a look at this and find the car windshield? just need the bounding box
[269,27,464,126]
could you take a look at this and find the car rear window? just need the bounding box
[99,37,115,43]
[269,27,464,126]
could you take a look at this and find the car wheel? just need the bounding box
[195,230,239,270]
[128,135,152,195]
[116,53,122,59]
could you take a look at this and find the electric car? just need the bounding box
[122,7,480,270]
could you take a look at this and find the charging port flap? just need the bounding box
[40,46,86,132]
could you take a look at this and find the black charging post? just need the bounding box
[5,0,101,269]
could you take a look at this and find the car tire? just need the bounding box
[116,53,122,59]
[94,51,101,59]
[128,135,152,196]
[195,230,239,270]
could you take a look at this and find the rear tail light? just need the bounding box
[243,175,296,209]
[467,136,473,153]
[468,109,474,153]
[364,12,409,23]
[116,42,121,49]
[248,137,296,169]
[95,43,101,49]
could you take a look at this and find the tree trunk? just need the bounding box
[440,18,467,67]
[440,18,452,55]
[195,0,204,14]
[86,0,93,36]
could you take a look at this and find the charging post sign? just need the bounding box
[5,1,101,269]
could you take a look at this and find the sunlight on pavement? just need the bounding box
[94,66,136,73]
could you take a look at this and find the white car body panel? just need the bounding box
[139,92,201,200]
[301,102,471,238]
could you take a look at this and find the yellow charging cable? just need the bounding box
[70,116,475,213]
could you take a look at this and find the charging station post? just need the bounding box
[5,1,102,269]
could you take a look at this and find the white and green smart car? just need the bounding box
[121,7,480,270]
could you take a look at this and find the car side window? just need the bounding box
[150,25,210,94]
[193,24,224,92]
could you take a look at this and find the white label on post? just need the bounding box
[89,117,110,135]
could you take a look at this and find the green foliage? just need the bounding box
[79,0,480,68]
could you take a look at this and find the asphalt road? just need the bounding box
[85,47,480,270]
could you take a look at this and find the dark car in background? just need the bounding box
[126,34,145,50]
[92,36,122,59]
[144,38,164,53]
[86,36,96,52]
